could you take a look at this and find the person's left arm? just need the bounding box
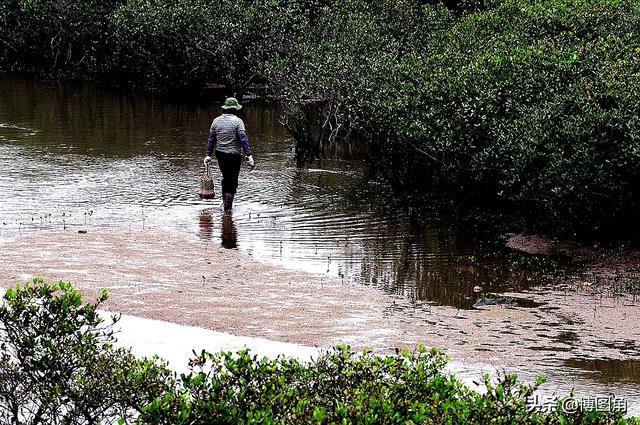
[237,119,255,168]
[237,119,252,156]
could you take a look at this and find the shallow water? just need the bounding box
[1,73,639,415]
[0,73,531,307]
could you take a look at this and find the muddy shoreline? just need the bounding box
[1,226,639,369]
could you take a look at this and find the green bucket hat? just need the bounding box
[222,97,242,110]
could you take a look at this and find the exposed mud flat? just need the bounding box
[2,226,639,370]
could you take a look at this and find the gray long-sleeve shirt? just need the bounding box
[207,113,252,156]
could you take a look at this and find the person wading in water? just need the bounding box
[204,97,255,212]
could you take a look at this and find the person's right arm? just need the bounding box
[204,122,217,165]
[236,119,255,169]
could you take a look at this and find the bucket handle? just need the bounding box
[205,162,212,178]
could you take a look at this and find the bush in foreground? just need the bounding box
[0,279,637,424]
[0,278,174,424]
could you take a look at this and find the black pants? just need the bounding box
[215,150,242,194]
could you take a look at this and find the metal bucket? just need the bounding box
[198,163,215,199]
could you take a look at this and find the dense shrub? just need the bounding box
[0,278,174,424]
[394,0,640,236]
[142,345,639,424]
[262,0,452,162]
[0,0,324,93]
[142,346,553,424]
[0,0,118,78]
[110,0,210,90]
[265,0,640,236]
[1,279,637,423]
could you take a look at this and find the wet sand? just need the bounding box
[1,226,639,373]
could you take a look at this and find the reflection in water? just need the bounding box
[198,208,216,240]
[221,213,238,249]
[565,357,640,385]
[197,208,238,248]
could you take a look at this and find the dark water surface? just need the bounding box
[0,73,532,307]
[1,74,639,415]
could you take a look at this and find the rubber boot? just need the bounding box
[223,192,235,213]
[227,193,235,211]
